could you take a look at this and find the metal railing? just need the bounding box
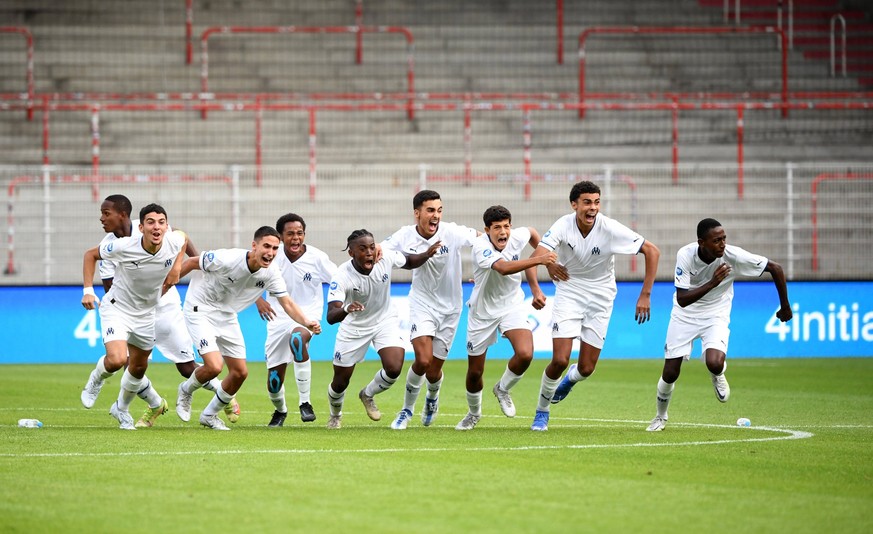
[5,170,239,281]
[4,95,871,202]
[577,26,789,119]
[199,25,415,119]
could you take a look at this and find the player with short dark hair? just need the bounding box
[255,213,338,427]
[530,180,661,431]
[81,203,188,429]
[645,218,792,431]
[455,205,556,431]
[176,226,321,430]
[382,190,479,430]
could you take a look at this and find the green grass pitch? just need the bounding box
[1,358,872,533]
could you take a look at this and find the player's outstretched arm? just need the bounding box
[82,246,102,310]
[326,300,364,325]
[402,241,442,270]
[277,295,321,334]
[634,240,660,324]
[178,255,201,279]
[765,260,793,322]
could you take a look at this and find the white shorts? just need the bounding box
[408,303,461,360]
[332,321,405,368]
[664,314,730,360]
[466,307,532,356]
[549,302,614,350]
[154,300,196,364]
[99,299,156,351]
[184,305,246,360]
[264,316,310,368]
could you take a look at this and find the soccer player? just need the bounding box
[81,203,188,430]
[79,194,239,427]
[645,218,792,431]
[531,180,660,432]
[455,205,557,431]
[176,226,321,430]
[255,213,337,427]
[382,190,479,430]
[324,229,440,430]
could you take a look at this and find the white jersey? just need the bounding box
[540,213,644,305]
[98,224,183,307]
[467,227,531,320]
[266,244,337,322]
[98,230,186,317]
[185,248,288,313]
[327,249,407,332]
[381,222,477,314]
[672,243,767,320]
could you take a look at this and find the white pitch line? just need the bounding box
[0,420,814,458]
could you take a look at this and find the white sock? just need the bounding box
[403,367,425,412]
[425,375,442,400]
[293,360,312,405]
[656,377,675,419]
[202,383,232,418]
[182,371,207,395]
[96,355,114,380]
[137,376,163,408]
[498,367,523,392]
[117,369,142,411]
[466,389,483,416]
[537,371,560,411]
[202,379,219,392]
[270,385,287,413]
[568,365,588,383]
[363,369,396,397]
[327,384,344,417]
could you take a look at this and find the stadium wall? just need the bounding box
[1,280,871,364]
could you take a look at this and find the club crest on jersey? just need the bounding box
[199,339,208,349]
[303,272,312,282]
[164,259,173,267]
[106,327,114,335]
[439,245,449,254]
[381,274,389,282]
[255,281,265,288]
[591,247,601,255]
[512,254,519,260]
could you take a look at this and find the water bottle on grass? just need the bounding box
[18,419,43,428]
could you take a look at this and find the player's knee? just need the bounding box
[578,362,597,376]
[104,352,127,371]
[199,360,222,379]
[383,363,402,379]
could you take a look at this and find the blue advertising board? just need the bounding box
[0,281,871,364]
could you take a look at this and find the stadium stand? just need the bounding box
[1,0,871,284]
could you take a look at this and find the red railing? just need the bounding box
[0,26,34,120]
[5,172,234,276]
[578,26,789,118]
[810,172,873,272]
[5,96,870,201]
[199,25,415,119]
[184,1,369,65]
